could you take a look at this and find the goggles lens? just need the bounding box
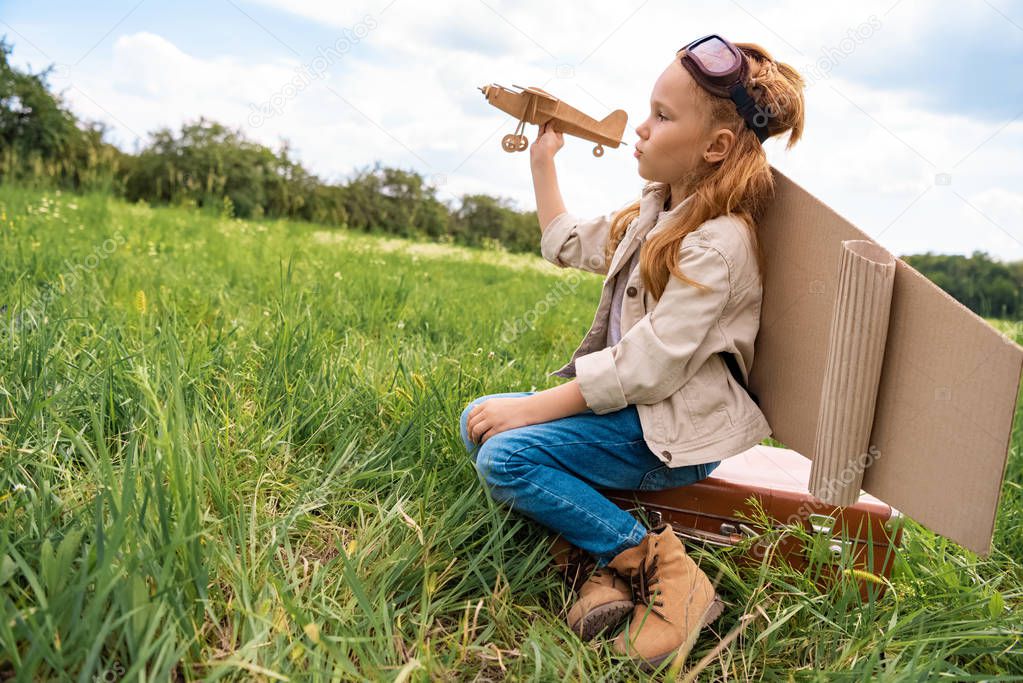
[687,36,737,75]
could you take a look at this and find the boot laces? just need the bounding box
[559,546,594,591]
[630,554,669,622]
[559,546,627,592]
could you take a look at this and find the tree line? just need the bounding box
[0,37,540,253]
[901,252,1022,320]
[2,37,1020,319]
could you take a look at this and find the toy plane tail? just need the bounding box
[599,109,628,133]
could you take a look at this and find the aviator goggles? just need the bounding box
[677,34,771,143]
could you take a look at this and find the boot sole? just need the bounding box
[570,600,634,642]
[632,593,726,672]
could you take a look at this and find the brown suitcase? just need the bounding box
[554,445,904,601]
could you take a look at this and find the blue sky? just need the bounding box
[3,0,1022,262]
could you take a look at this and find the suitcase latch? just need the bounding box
[809,513,836,535]
[827,540,853,557]
[807,514,853,562]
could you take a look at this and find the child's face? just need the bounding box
[634,60,720,185]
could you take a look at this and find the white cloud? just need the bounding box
[42,0,1023,262]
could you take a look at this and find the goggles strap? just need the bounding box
[728,82,770,143]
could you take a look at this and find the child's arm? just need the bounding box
[530,121,567,231]
[524,379,589,422]
[530,122,616,276]
[468,380,590,445]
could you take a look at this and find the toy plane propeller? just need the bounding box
[478,83,628,157]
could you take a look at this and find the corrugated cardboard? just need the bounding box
[751,167,1023,556]
[808,239,897,506]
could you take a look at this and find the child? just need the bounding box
[460,35,805,671]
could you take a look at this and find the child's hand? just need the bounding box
[530,120,564,167]
[466,396,539,445]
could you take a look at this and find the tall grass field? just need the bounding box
[1,186,1021,681]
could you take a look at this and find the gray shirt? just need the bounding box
[606,247,641,347]
[605,208,673,347]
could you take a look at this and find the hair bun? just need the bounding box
[748,59,779,92]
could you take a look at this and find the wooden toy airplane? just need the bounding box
[478,83,628,157]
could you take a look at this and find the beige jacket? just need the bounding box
[540,181,773,467]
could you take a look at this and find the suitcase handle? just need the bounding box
[686,522,852,562]
[677,523,759,548]
[626,505,760,548]
[720,522,759,539]
[674,526,747,548]
[625,503,861,561]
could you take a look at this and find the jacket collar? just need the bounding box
[636,182,696,243]
[605,183,696,280]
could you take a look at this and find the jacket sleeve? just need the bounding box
[540,203,631,275]
[573,242,732,414]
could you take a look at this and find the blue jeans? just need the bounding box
[459,391,720,566]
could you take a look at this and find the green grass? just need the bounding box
[0,186,1021,681]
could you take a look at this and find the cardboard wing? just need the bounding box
[751,166,1023,556]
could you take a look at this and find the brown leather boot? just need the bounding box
[550,536,634,641]
[550,535,589,592]
[566,563,634,641]
[607,524,724,671]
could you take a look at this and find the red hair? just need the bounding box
[605,42,806,300]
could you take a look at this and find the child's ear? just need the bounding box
[703,128,736,164]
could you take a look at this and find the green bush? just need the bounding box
[0,36,541,257]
